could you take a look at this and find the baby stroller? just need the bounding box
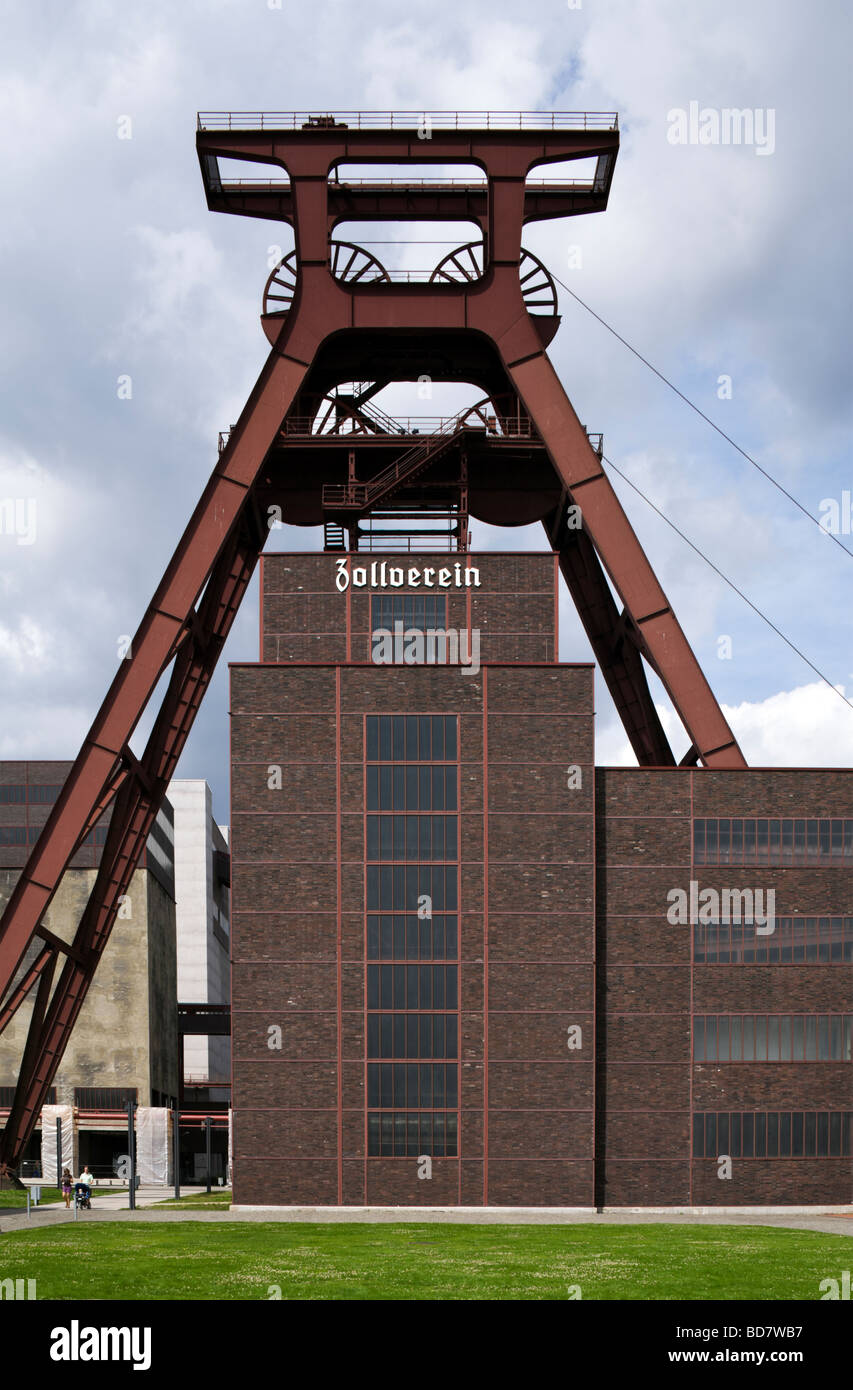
[74,1183,92,1210]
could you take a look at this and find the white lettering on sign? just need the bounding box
[335,559,480,593]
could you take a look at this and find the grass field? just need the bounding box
[152,1190,231,1209]
[0,1222,849,1300]
[0,1187,125,1209]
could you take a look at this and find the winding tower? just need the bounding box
[0,111,745,1175]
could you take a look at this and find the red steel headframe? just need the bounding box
[0,112,744,1172]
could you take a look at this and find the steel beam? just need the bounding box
[0,353,309,1169]
[509,350,745,767]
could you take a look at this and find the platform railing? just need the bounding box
[218,176,599,189]
[276,415,538,440]
[198,110,619,133]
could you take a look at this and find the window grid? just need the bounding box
[694,817,853,865]
[366,714,457,763]
[0,824,111,848]
[367,1112,458,1158]
[371,595,448,634]
[366,814,458,862]
[694,917,853,963]
[693,1111,852,1158]
[0,785,63,805]
[367,1063,458,1109]
[366,763,458,811]
[694,1014,852,1062]
[367,914,458,961]
[365,713,460,1160]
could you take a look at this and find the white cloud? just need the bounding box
[598,680,853,768]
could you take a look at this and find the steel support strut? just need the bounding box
[0,348,309,1170]
[508,350,745,768]
[0,111,747,1176]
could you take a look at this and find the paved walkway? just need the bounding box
[2,1198,852,1237]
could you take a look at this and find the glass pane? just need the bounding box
[408,964,420,1009]
[403,715,416,761]
[394,967,408,1011]
[689,1112,701,1159]
[366,817,379,861]
[431,716,444,760]
[730,1113,741,1157]
[379,717,392,762]
[718,1113,730,1153]
[433,966,445,1009]
[767,1016,780,1062]
[431,765,443,811]
[742,1113,754,1157]
[743,820,756,863]
[817,1016,830,1060]
[817,1111,829,1156]
[366,717,378,762]
[718,1016,730,1062]
[444,716,457,760]
[366,765,378,810]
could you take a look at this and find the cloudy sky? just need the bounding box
[0,0,851,824]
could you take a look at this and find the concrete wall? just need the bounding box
[0,866,178,1107]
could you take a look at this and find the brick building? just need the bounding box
[229,551,852,1208]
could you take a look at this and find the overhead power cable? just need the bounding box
[551,272,853,561]
[601,452,853,717]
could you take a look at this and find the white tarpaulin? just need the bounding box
[135,1107,172,1185]
[40,1104,76,1183]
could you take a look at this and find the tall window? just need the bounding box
[365,715,459,1158]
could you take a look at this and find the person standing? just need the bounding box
[74,1165,93,1207]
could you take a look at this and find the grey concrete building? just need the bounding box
[0,761,179,1170]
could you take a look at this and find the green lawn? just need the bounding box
[152,1190,231,1209]
[0,1187,124,1209]
[0,1222,849,1300]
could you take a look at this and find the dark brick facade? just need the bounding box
[230,553,852,1207]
